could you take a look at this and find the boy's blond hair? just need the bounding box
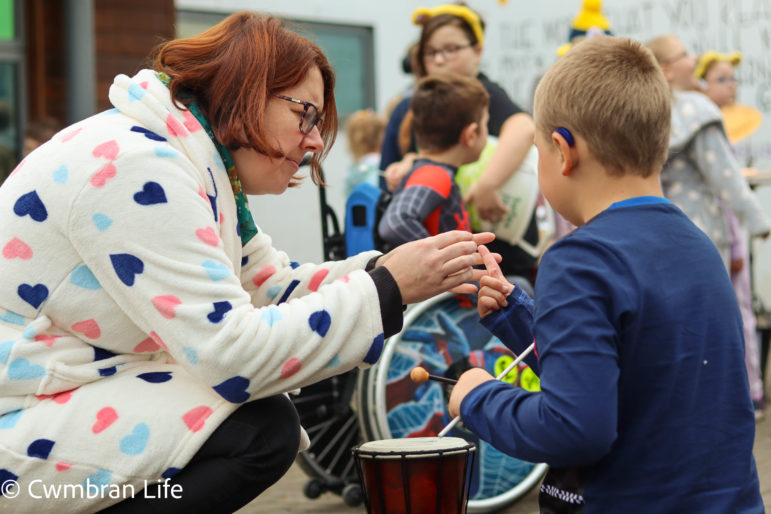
[534,36,671,177]
[345,110,386,161]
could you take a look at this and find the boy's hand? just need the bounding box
[477,245,514,318]
[448,367,495,418]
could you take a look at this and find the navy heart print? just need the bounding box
[18,283,49,309]
[27,438,55,459]
[14,191,48,222]
[207,301,232,323]
[137,371,173,383]
[130,126,167,142]
[110,253,144,286]
[213,376,250,403]
[134,182,167,206]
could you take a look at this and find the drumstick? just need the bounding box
[438,341,536,437]
[410,367,458,385]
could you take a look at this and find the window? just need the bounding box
[176,10,375,119]
[0,0,22,183]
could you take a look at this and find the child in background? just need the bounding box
[448,36,762,513]
[378,73,488,246]
[344,109,385,197]
[696,50,766,419]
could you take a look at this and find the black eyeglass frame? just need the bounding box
[422,43,475,60]
[273,94,323,135]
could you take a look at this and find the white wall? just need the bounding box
[176,0,771,303]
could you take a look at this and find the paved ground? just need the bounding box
[242,380,771,513]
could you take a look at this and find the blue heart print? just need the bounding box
[0,341,13,364]
[110,253,144,286]
[308,310,331,337]
[130,126,166,142]
[18,283,49,309]
[8,358,46,380]
[92,213,113,231]
[207,301,232,323]
[136,371,173,383]
[27,439,55,459]
[120,423,150,455]
[71,265,102,290]
[84,469,112,490]
[13,191,48,222]
[213,376,250,403]
[0,410,22,429]
[52,165,68,184]
[133,181,167,205]
[202,260,230,281]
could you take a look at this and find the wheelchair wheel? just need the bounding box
[292,369,363,505]
[356,292,548,512]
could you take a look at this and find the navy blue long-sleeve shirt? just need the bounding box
[461,197,762,513]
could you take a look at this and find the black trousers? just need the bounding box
[101,394,301,513]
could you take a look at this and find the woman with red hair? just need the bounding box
[0,11,494,512]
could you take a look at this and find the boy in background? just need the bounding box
[448,36,762,513]
[378,73,488,246]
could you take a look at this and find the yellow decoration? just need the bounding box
[411,4,484,46]
[571,0,611,32]
[694,50,743,79]
[721,103,763,144]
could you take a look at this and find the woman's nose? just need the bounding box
[302,125,324,152]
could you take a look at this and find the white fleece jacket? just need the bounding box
[0,69,385,512]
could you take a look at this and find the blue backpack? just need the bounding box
[344,182,393,256]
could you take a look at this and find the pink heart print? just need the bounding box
[55,462,72,472]
[92,140,119,160]
[71,319,101,339]
[195,227,219,247]
[90,163,117,187]
[182,406,213,432]
[92,407,118,434]
[134,337,161,353]
[152,295,182,319]
[2,238,33,260]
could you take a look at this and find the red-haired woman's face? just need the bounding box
[232,66,325,195]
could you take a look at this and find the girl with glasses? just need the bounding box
[380,3,540,282]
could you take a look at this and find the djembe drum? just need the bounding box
[353,436,476,514]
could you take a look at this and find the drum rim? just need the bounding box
[352,440,476,460]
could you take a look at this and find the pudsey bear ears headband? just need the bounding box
[412,4,484,46]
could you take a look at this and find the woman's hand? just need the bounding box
[448,367,495,418]
[463,180,508,223]
[477,245,514,318]
[384,153,417,192]
[376,231,495,304]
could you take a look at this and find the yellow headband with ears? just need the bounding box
[694,50,743,79]
[412,4,484,46]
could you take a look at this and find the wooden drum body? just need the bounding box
[353,437,476,514]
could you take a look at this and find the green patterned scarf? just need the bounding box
[157,72,257,245]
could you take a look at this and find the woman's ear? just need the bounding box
[552,130,578,176]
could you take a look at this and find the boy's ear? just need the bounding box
[552,131,578,176]
[460,122,480,148]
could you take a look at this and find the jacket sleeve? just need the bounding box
[480,286,540,373]
[460,239,620,467]
[690,124,771,237]
[68,157,388,405]
[378,165,451,246]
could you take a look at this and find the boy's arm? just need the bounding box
[463,113,535,223]
[378,165,453,246]
[458,240,621,467]
[692,124,771,238]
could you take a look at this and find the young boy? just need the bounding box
[448,36,763,513]
[377,73,489,246]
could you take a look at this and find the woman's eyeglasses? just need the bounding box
[273,94,323,135]
[423,43,474,61]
